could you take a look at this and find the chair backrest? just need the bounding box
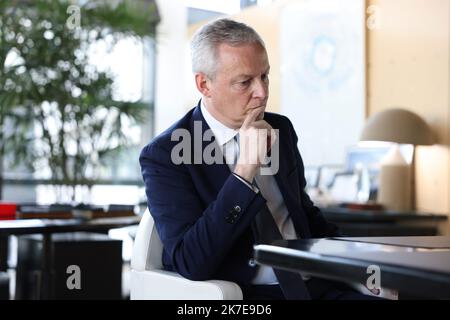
[131,208,163,271]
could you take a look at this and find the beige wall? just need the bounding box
[366,0,450,222]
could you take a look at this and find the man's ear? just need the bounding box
[195,73,212,97]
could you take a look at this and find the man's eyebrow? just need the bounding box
[232,67,271,81]
[232,74,252,81]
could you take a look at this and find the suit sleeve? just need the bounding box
[286,119,341,238]
[139,140,266,281]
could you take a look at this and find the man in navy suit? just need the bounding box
[140,18,379,300]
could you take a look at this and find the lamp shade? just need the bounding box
[360,108,435,145]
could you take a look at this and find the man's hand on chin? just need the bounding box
[234,107,277,182]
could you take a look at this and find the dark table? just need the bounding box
[320,206,448,236]
[253,236,450,299]
[0,216,141,236]
[0,216,141,299]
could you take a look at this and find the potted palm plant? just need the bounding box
[0,0,159,202]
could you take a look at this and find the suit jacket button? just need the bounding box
[225,215,235,224]
[234,205,241,213]
[248,259,256,267]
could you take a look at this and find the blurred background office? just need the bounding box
[154,0,450,236]
[0,0,449,299]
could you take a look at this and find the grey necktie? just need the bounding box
[251,202,311,300]
[233,134,239,167]
[233,133,310,299]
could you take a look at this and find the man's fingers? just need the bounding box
[242,107,263,129]
[252,119,272,128]
[269,128,277,143]
[252,120,273,133]
[247,120,276,145]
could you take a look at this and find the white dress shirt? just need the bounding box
[200,101,303,284]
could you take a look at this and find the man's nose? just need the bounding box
[252,78,268,99]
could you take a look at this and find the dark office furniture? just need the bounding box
[320,206,448,236]
[253,236,450,299]
[0,216,141,299]
[0,272,9,299]
[16,203,136,219]
[15,232,122,300]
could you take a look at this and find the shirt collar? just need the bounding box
[200,99,238,147]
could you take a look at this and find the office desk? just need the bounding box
[253,236,450,299]
[320,206,448,236]
[0,216,141,237]
[0,216,141,299]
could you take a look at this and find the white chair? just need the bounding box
[130,209,243,300]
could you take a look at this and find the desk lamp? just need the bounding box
[360,108,435,211]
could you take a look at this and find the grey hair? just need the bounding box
[191,18,265,79]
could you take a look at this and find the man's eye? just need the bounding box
[262,74,269,81]
[235,80,250,89]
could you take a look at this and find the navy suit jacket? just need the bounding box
[139,104,339,286]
